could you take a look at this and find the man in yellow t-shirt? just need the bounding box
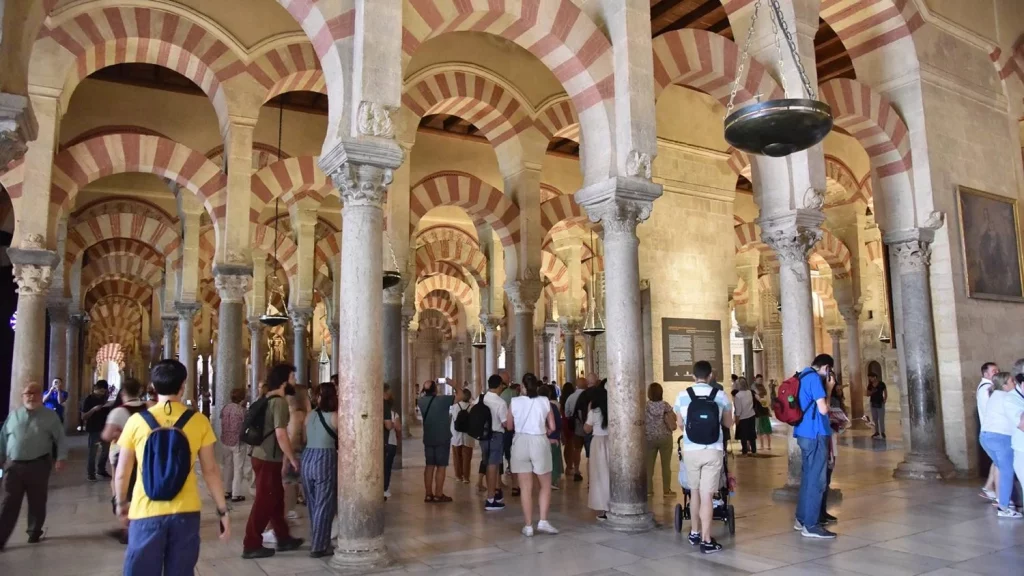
[114,359,230,575]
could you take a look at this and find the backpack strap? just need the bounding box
[172,410,195,431]
[139,410,160,431]
[707,387,718,401]
[686,387,697,402]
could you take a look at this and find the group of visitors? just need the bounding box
[976,360,1024,519]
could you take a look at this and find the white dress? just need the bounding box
[587,408,610,512]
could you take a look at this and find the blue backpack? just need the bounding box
[138,410,195,501]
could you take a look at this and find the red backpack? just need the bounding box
[772,372,805,425]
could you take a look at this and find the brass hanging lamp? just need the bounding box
[260,101,290,327]
[723,0,832,157]
[581,231,605,336]
[471,323,486,349]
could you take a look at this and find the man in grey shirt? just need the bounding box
[418,380,454,502]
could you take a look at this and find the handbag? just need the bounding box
[662,403,677,432]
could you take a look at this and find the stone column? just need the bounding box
[214,269,250,434]
[754,336,765,379]
[322,141,403,569]
[575,181,658,532]
[840,305,865,421]
[542,331,554,382]
[383,286,403,468]
[8,243,57,411]
[481,315,500,377]
[47,300,69,385]
[559,318,578,384]
[739,328,755,384]
[161,317,176,359]
[328,323,340,378]
[583,334,596,375]
[400,313,413,438]
[888,236,953,480]
[759,217,821,500]
[290,308,313,386]
[506,279,542,377]
[175,303,200,403]
[65,314,84,432]
[248,317,265,400]
[828,328,843,381]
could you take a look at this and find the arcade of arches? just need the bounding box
[2,0,1024,569]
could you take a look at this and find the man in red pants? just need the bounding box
[242,364,303,559]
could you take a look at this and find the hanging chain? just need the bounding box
[768,0,788,97]
[726,0,761,116]
[768,0,817,100]
[383,227,400,273]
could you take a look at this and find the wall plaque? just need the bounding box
[662,318,723,382]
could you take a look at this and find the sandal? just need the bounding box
[424,495,435,503]
[434,495,453,503]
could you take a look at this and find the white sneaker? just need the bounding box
[981,488,997,500]
[262,529,277,544]
[997,508,1023,519]
[793,520,804,531]
[521,525,534,537]
[536,520,559,535]
[384,489,391,499]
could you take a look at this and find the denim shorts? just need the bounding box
[479,432,504,466]
[283,449,303,484]
[424,444,450,467]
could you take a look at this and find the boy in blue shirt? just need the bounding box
[793,354,836,539]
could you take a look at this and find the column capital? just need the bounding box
[320,139,404,209]
[558,317,581,335]
[0,93,37,168]
[174,302,201,320]
[505,277,543,315]
[161,318,176,335]
[289,307,314,330]
[8,244,58,296]
[827,327,845,339]
[247,316,264,334]
[888,239,932,273]
[383,284,404,306]
[838,303,862,323]
[758,217,823,265]
[575,177,661,239]
[737,326,756,339]
[480,314,502,330]
[214,266,253,303]
[68,313,87,328]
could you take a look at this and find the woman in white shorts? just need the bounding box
[508,373,558,537]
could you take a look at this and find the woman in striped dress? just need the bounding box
[302,382,339,558]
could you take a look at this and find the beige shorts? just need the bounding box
[510,434,552,475]
[684,449,724,494]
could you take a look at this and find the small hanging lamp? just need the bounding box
[260,101,290,327]
[471,323,486,349]
[581,231,605,336]
[877,322,892,344]
[723,0,833,157]
[752,333,764,352]
[382,225,401,289]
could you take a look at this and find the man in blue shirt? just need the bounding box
[793,354,836,539]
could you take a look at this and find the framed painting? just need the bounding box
[956,186,1024,302]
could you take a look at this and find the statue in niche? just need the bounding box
[267,332,287,366]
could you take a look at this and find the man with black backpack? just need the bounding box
[469,374,509,511]
[673,360,732,554]
[113,360,229,575]
[791,354,837,540]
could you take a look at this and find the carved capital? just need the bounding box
[480,314,502,331]
[576,176,661,240]
[760,225,821,265]
[247,316,264,335]
[215,273,252,303]
[13,263,53,296]
[587,198,652,238]
[174,302,201,321]
[505,278,543,315]
[558,317,581,335]
[383,284,404,306]
[161,318,177,338]
[330,161,392,208]
[838,303,862,324]
[737,326,756,339]
[625,150,653,180]
[357,101,396,138]
[827,328,845,339]
[0,93,37,169]
[890,240,931,273]
[289,307,314,331]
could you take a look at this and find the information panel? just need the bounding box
[662,318,723,382]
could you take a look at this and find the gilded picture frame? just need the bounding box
[956,186,1024,302]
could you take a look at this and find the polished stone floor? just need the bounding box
[1,421,1022,575]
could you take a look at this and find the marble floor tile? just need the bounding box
[812,546,952,576]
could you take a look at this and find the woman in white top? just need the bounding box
[732,378,757,456]
[450,389,473,484]
[507,374,558,537]
[980,372,1021,517]
[584,386,610,520]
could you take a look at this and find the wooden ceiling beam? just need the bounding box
[658,2,724,35]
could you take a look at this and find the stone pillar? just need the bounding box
[575,180,659,533]
[542,331,554,383]
[740,328,755,384]
[888,236,953,480]
[290,308,313,386]
[583,334,596,375]
[506,279,542,377]
[175,303,200,403]
[754,336,765,379]
[214,269,251,434]
[328,323,340,378]
[560,318,578,384]
[47,300,69,385]
[322,141,403,569]
[8,244,57,411]
[65,314,84,432]
[840,305,865,421]
[400,314,413,438]
[759,217,821,500]
[248,317,265,401]
[383,286,403,468]
[481,315,500,377]
[161,318,176,359]
[828,328,843,381]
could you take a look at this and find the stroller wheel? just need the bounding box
[673,504,683,533]
[727,506,736,535]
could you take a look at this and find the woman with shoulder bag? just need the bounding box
[302,382,339,558]
[644,383,677,497]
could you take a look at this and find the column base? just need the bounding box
[893,453,954,481]
[329,538,393,573]
[603,511,655,533]
[848,418,873,431]
[773,483,842,502]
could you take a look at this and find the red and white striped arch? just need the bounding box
[249,41,326,103]
[250,157,334,222]
[38,6,244,130]
[82,254,163,288]
[818,79,912,179]
[652,28,783,106]
[541,250,569,293]
[864,239,884,267]
[403,68,534,169]
[734,223,852,276]
[66,213,180,264]
[418,292,460,329]
[84,237,165,271]
[415,239,488,287]
[253,224,300,279]
[540,195,588,236]
[314,231,342,278]
[726,147,751,179]
[534,97,580,142]
[418,314,454,339]
[94,342,127,368]
[415,274,475,309]
[419,262,468,283]
[198,280,221,311]
[410,171,520,247]
[84,277,153,310]
[819,0,922,62]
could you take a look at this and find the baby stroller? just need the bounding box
[673,436,736,535]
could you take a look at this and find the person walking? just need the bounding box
[644,382,676,496]
[980,372,1022,518]
[977,362,1000,500]
[1006,359,1024,513]
[101,377,149,544]
[220,388,248,502]
[418,380,454,502]
[793,354,837,539]
[563,379,587,482]
[508,374,558,536]
[450,388,473,484]
[754,376,773,451]
[673,361,732,554]
[383,384,401,499]
[113,360,230,575]
[303,382,338,557]
[480,374,509,511]
[559,382,576,481]
[733,377,757,456]
[866,373,888,439]
[585,386,611,520]
[242,364,303,559]
[0,382,68,549]
[541,384,564,490]
[42,378,68,424]
[83,380,114,481]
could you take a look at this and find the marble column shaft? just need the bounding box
[248,317,265,401]
[290,308,313,386]
[213,270,251,436]
[507,280,541,378]
[8,246,57,412]
[65,314,84,432]
[742,334,755,384]
[542,332,553,383]
[561,321,577,384]
[889,238,953,479]
[482,316,500,377]
[400,317,413,438]
[383,288,403,469]
[584,334,596,375]
[841,307,865,420]
[176,303,200,403]
[161,318,176,359]
[47,302,69,385]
